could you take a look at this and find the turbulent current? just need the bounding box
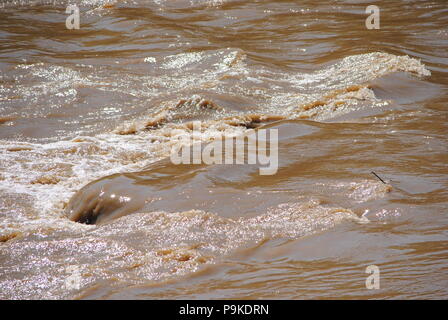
[0,0,447,299]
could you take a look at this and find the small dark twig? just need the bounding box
[371,171,386,184]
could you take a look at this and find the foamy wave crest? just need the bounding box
[0,200,364,299]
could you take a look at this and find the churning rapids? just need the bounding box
[0,0,447,299]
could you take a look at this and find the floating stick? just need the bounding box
[371,171,386,184]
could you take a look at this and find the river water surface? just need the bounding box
[0,0,447,299]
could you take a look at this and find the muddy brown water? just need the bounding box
[0,0,447,299]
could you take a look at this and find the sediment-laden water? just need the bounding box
[0,0,447,299]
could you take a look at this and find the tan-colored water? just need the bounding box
[0,0,447,299]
